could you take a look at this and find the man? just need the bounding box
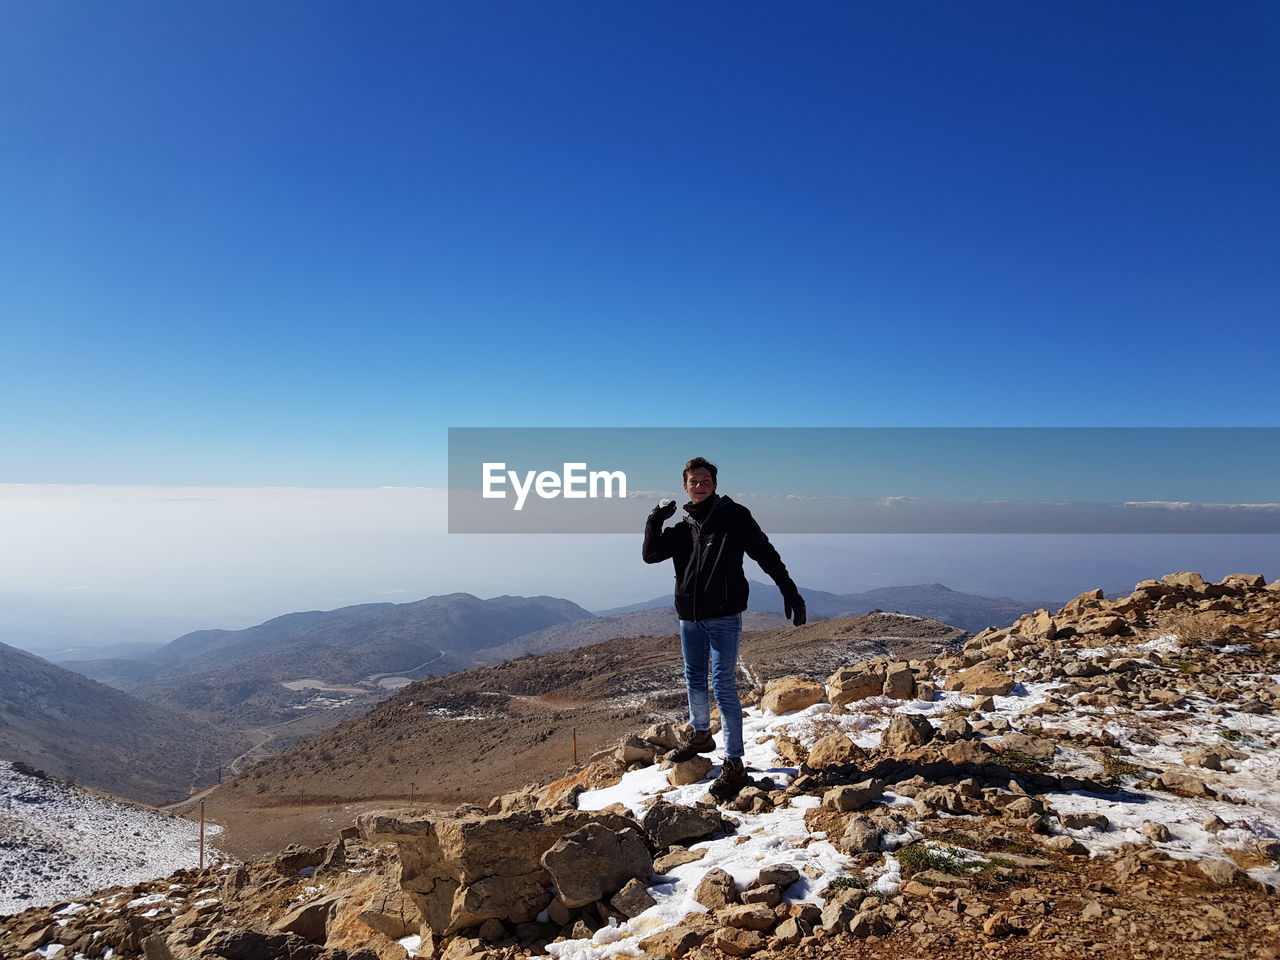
[642,456,806,800]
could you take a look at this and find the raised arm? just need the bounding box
[642,501,678,564]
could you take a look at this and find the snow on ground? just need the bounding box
[561,707,911,960]
[0,762,230,916]
[554,640,1280,958]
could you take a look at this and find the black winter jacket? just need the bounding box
[642,494,799,621]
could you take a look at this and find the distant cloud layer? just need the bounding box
[1,484,1275,651]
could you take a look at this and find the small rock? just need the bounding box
[654,847,707,872]
[881,714,936,749]
[1041,835,1089,855]
[806,733,867,769]
[740,884,782,908]
[719,904,777,931]
[943,665,1016,697]
[1199,859,1244,885]
[1060,812,1109,831]
[694,868,740,909]
[668,755,714,786]
[638,924,703,959]
[1140,822,1171,842]
[712,927,764,956]
[761,677,826,714]
[612,877,657,918]
[754,863,800,889]
[822,780,885,812]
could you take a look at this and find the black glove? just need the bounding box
[783,590,806,627]
[651,498,677,522]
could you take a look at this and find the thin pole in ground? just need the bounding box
[199,799,205,871]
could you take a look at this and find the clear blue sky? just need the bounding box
[2,2,1276,487]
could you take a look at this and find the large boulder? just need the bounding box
[882,664,916,700]
[668,755,714,786]
[642,801,727,849]
[541,823,653,908]
[943,665,1016,696]
[272,894,343,944]
[805,733,866,769]
[881,713,935,750]
[1012,609,1057,640]
[361,808,638,936]
[761,677,826,714]
[828,664,885,708]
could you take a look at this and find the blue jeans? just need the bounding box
[679,614,743,758]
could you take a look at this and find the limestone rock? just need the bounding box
[849,907,893,937]
[712,927,764,956]
[668,755,713,786]
[694,868,740,909]
[361,807,638,935]
[1075,615,1130,637]
[637,924,704,959]
[760,676,826,714]
[611,877,657,918]
[654,847,707,872]
[881,713,935,750]
[1150,771,1217,798]
[271,893,341,944]
[1060,812,1109,831]
[822,780,885,812]
[806,733,866,769]
[1199,859,1244,885]
[1040,835,1089,855]
[882,665,916,700]
[541,823,653,909]
[642,801,726,849]
[828,664,885,708]
[739,884,782,907]
[718,903,776,931]
[618,734,657,766]
[754,863,800,889]
[1013,609,1057,639]
[943,666,1016,697]
[773,916,812,945]
[839,815,884,854]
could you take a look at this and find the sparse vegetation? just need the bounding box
[898,842,984,877]
[1218,729,1246,743]
[1100,755,1145,781]
[822,875,869,894]
[997,747,1049,773]
[983,836,1040,856]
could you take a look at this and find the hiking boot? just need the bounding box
[668,729,716,763]
[709,757,749,802]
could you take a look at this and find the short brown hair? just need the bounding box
[683,457,718,483]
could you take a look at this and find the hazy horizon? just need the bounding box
[3,483,1274,655]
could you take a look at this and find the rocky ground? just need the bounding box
[2,571,1279,960]
[184,612,963,859]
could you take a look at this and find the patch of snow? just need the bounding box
[0,762,230,916]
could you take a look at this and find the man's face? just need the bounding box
[684,468,717,504]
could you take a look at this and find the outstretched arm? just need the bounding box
[741,510,806,625]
